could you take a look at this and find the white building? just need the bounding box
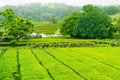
[30,32,37,38]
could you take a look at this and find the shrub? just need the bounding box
[1,36,14,42]
[9,40,17,47]
[113,32,120,39]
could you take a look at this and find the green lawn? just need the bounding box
[0,47,120,80]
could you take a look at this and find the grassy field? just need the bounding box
[34,22,61,34]
[0,47,120,80]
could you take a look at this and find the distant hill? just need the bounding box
[1,3,120,23]
[0,3,82,22]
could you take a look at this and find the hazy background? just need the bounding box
[0,0,120,6]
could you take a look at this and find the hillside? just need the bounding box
[34,22,61,34]
[0,3,82,22]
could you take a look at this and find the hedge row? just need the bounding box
[29,42,120,48]
[0,41,120,47]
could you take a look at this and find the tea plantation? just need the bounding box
[0,47,120,80]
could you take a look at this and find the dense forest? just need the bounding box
[1,3,120,23]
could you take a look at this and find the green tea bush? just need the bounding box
[1,36,14,42]
[113,32,120,39]
[9,40,17,47]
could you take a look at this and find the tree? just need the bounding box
[115,18,120,32]
[60,12,81,37]
[61,4,114,39]
[1,8,34,41]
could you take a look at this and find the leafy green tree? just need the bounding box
[61,4,114,39]
[1,8,34,41]
[115,18,120,32]
[60,12,81,37]
[0,10,4,37]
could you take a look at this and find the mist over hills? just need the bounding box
[0,3,82,22]
[0,3,120,22]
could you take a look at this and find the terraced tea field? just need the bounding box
[0,47,120,80]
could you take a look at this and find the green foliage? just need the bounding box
[2,47,120,80]
[61,4,114,39]
[113,18,120,39]
[19,49,51,80]
[0,31,3,37]
[115,18,120,32]
[0,8,34,41]
[60,12,81,36]
[1,37,120,47]
[113,32,120,39]
[0,49,18,80]
[1,3,120,23]
[9,40,17,46]
[102,6,120,15]
[45,47,120,80]
[110,13,120,20]
[1,3,81,22]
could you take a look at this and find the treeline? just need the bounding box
[1,3,120,23]
[101,6,120,15]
